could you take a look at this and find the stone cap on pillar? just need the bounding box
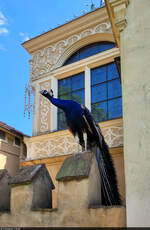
[9,164,55,212]
[9,164,55,189]
[56,151,93,181]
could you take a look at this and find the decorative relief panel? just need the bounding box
[39,81,51,133]
[26,125,123,160]
[30,21,112,81]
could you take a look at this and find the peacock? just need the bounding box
[40,89,122,206]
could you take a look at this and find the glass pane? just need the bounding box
[91,65,106,85]
[79,43,99,59]
[91,102,107,122]
[58,77,71,95]
[108,79,122,99]
[100,43,115,52]
[0,130,5,140]
[59,93,71,100]
[58,112,67,130]
[108,62,119,80]
[108,98,122,119]
[63,42,116,66]
[72,90,85,104]
[72,72,84,91]
[64,52,79,65]
[91,83,107,103]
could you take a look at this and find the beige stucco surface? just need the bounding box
[121,0,150,227]
[0,131,26,176]
[0,153,126,227]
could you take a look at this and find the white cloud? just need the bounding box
[19,32,30,42]
[0,11,7,26]
[0,27,8,35]
[19,32,25,37]
[0,10,9,37]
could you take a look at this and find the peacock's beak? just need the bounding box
[39,90,44,94]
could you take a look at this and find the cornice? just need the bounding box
[105,0,130,47]
[22,7,109,54]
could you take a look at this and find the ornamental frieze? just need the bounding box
[26,125,123,160]
[30,21,112,81]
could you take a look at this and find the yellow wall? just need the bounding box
[21,146,125,208]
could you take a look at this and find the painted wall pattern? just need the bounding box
[39,81,51,133]
[26,125,123,160]
[30,21,112,81]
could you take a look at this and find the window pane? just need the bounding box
[59,93,71,100]
[15,137,21,146]
[91,83,107,103]
[79,43,99,59]
[58,112,67,130]
[108,98,122,119]
[100,43,115,52]
[72,90,85,104]
[58,78,71,95]
[63,42,115,66]
[64,52,79,65]
[108,79,122,99]
[91,65,106,85]
[0,130,5,140]
[91,102,107,122]
[108,62,119,80]
[72,72,84,91]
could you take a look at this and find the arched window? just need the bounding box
[63,42,116,66]
[58,42,121,130]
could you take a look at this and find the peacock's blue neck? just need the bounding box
[47,95,68,111]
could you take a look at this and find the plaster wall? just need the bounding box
[121,0,150,226]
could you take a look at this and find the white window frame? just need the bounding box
[52,47,120,130]
[33,47,120,133]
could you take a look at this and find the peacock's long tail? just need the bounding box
[95,138,122,206]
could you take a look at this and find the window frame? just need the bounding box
[91,62,122,122]
[58,72,85,130]
[38,46,121,132]
[13,136,21,148]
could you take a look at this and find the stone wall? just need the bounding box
[121,0,150,227]
[0,153,126,227]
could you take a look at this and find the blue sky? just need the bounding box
[0,0,104,136]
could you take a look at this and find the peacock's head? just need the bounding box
[40,89,54,98]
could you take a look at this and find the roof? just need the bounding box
[0,121,30,138]
[9,164,55,189]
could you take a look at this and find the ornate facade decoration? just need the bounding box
[108,0,130,32]
[39,81,51,133]
[26,125,123,160]
[30,21,112,81]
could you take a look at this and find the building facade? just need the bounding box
[0,121,27,176]
[22,7,125,210]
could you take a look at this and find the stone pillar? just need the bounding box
[9,164,55,214]
[120,0,150,227]
[56,152,101,210]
